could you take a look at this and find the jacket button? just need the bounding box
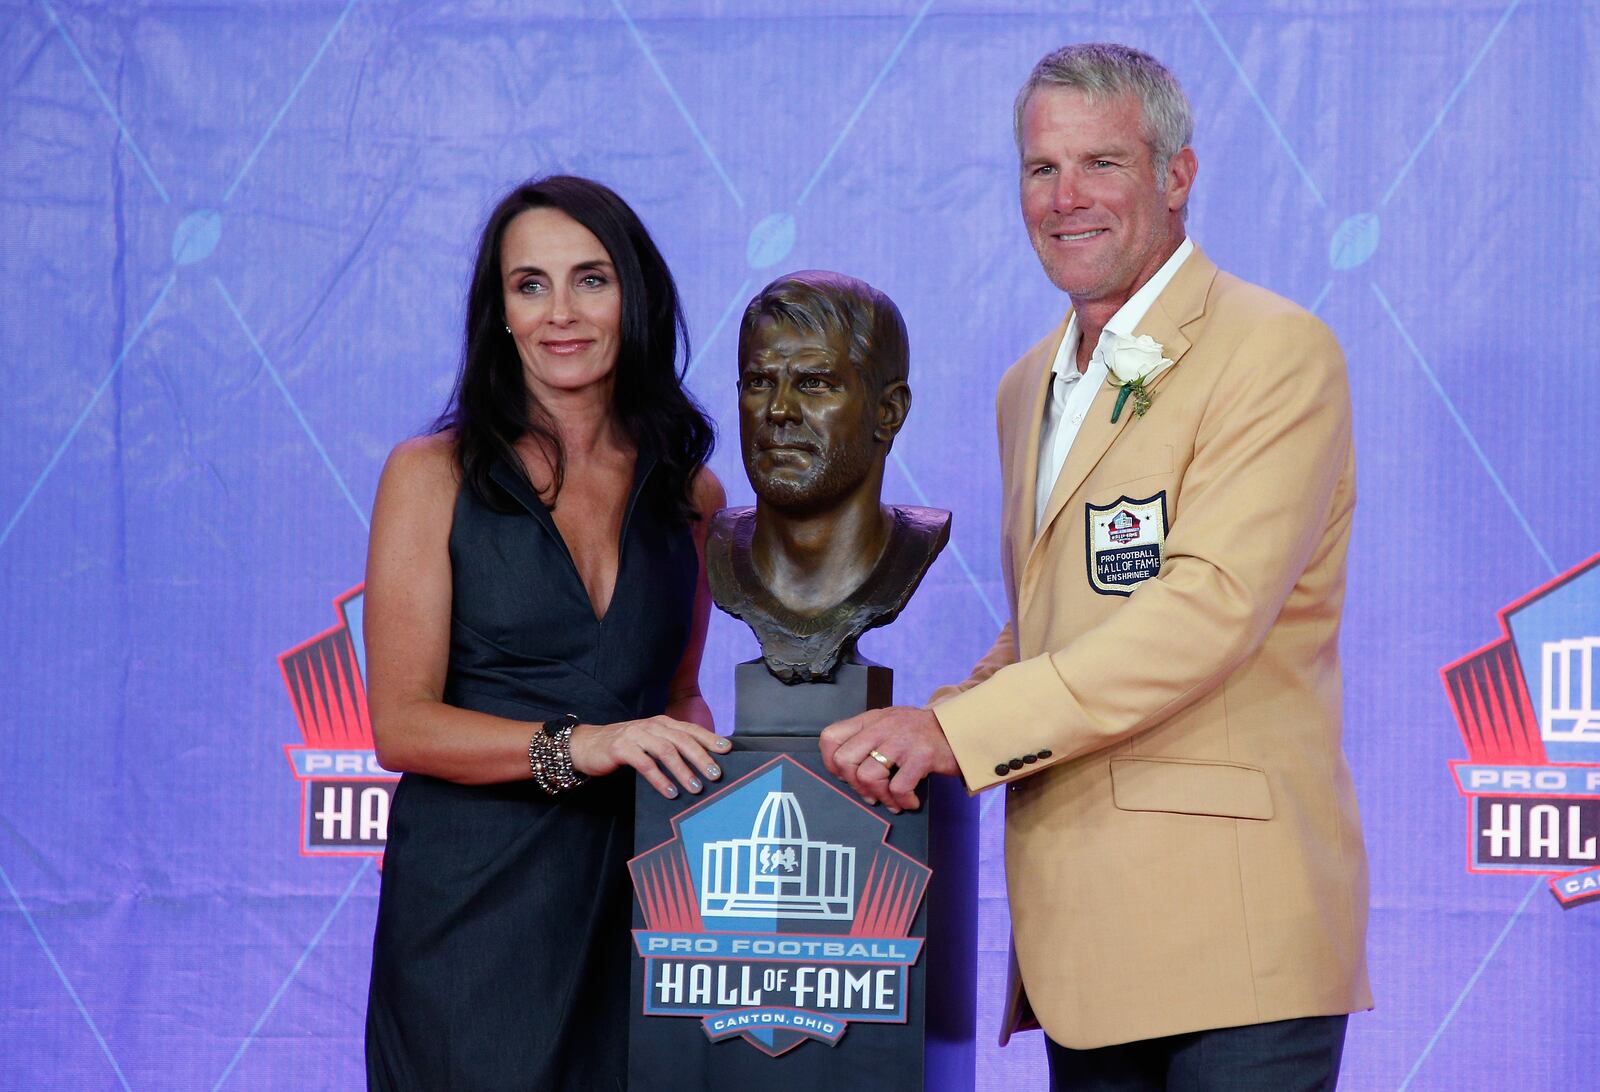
[1037,749,1053,759]
[994,764,1009,777]
[1008,758,1024,770]
[1023,754,1037,763]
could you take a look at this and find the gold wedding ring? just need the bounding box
[868,749,895,773]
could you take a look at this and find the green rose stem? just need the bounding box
[1111,385,1133,423]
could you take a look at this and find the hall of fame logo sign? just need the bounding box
[1444,552,1600,908]
[278,585,395,858]
[629,755,930,1057]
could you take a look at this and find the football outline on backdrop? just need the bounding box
[630,755,930,1057]
[279,584,396,858]
[1444,552,1600,908]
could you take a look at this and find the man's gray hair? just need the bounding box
[1013,43,1194,178]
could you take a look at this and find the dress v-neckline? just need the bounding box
[488,454,658,625]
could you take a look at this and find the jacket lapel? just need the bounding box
[1007,319,1066,603]
[1020,247,1218,599]
[1014,319,1067,537]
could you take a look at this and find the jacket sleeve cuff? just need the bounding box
[932,655,1069,794]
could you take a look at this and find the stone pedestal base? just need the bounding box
[733,657,893,737]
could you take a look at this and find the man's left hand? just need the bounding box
[819,706,960,813]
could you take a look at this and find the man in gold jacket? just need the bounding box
[822,42,1372,1089]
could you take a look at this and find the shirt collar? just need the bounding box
[1050,236,1194,381]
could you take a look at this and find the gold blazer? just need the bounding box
[933,246,1373,1049]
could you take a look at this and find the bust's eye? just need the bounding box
[740,375,773,391]
[798,376,831,391]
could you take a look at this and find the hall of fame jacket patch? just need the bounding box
[1086,492,1168,596]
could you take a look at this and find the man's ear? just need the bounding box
[875,381,911,442]
[1165,146,1197,213]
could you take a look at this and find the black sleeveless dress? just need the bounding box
[366,455,697,1091]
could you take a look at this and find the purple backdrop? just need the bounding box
[3,1,1598,1088]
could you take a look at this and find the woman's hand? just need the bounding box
[569,716,733,799]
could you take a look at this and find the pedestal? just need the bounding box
[734,660,893,737]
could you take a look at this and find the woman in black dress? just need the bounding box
[362,176,729,1090]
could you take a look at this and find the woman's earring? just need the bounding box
[505,324,512,335]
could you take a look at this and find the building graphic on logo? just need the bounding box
[630,756,929,1057]
[1107,509,1141,544]
[279,584,397,858]
[1443,552,1600,909]
[1541,637,1600,744]
[701,791,855,920]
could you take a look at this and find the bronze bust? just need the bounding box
[708,270,950,684]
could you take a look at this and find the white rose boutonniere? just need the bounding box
[1104,334,1174,423]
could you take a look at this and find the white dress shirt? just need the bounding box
[1034,237,1195,535]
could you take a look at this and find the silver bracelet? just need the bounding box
[529,714,586,795]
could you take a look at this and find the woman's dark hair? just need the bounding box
[435,175,714,522]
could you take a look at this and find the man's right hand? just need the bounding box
[819,705,959,813]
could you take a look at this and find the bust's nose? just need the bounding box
[766,380,800,423]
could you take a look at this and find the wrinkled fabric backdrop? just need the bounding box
[3,1,1598,1088]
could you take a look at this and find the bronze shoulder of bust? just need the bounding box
[708,504,950,683]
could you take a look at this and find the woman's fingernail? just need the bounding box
[706,765,721,779]
[664,785,679,799]
[688,778,702,792]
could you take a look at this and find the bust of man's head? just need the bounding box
[709,271,949,685]
[736,270,910,517]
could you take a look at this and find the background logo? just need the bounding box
[278,585,397,858]
[1444,553,1600,908]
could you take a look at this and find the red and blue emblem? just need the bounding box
[279,584,396,858]
[630,754,929,1056]
[1444,553,1600,908]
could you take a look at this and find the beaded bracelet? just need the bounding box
[528,714,587,795]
